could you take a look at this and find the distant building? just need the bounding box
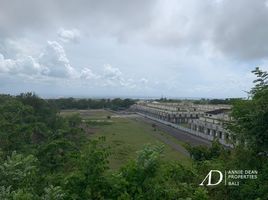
[189,108,232,144]
[132,101,233,147]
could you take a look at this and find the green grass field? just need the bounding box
[61,109,191,170]
[60,109,111,119]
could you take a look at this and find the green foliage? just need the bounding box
[110,145,209,200]
[10,189,34,200]
[136,144,164,173]
[230,67,268,152]
[86,120,112,126]
[63,137,110,199]
[48,97,136,110]
[38,139,78,172]
[65,114,82,128]
[0,152,38,200]
[0,186,35,200]
[186,140,225,161]
[192,98,241,105]
[0,186,12,200]
[251,67,268,95]
[0,152,38,189]
[41,185,65,200]
[81,138,110,199]
[0,93,86,199]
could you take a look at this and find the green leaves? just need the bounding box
[251,67,268,96]
[41,185,65,200]
[230,67,268,152]
[186,140,225,162]
[136,144,164,177]
[0,152,38,189]
[0,186,35,200]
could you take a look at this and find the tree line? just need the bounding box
[47,98,136,110]
[157,97,242,105]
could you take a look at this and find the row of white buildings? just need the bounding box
[132,101,234,147]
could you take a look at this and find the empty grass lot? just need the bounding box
[61,109,191,170]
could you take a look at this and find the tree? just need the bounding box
[230,67,268,152]
[64,137,110,199]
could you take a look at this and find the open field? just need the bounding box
[60,109,191,170]
[60,109,112,119]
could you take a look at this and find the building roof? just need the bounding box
[205,108,230,115]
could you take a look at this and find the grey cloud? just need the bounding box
[154,0,268,61]
[0,0,155,37]
[1,0,268,60]
[0,0,266,99]
[211,0,268,60]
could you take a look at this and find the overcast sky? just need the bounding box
[1,0,268,98]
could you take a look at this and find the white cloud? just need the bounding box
[103,64,123,81]
[0,38,41,58]
[0,53,44,75]
[80,67,99,80]
[0,40,79,79]
[140,78,148,85]
[0,39,147,91]
[39,41,79,78]
[101,64,137,88]
[57,28,81,43]
[0,54,15,73]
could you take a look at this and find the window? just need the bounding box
[219,131,222,139]
[212,130,216,137]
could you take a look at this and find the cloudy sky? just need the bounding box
[1,0,268,98]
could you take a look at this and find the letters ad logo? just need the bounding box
[200,170,223,186]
